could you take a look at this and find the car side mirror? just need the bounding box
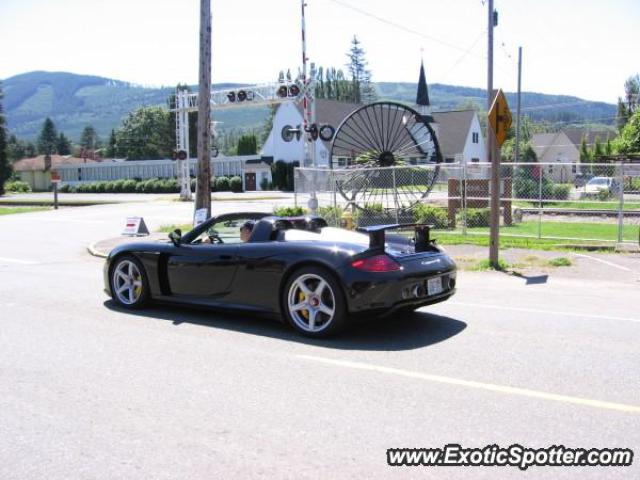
[168,228,182,246]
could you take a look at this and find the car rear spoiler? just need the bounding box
[356,223,434,252]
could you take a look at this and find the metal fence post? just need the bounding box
[617,162,625,244]
[293,168,298,208]
[392,167,399,224]
[538,166,543,239]
[462,162,467,236]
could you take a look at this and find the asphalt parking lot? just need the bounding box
[0,201,638,479]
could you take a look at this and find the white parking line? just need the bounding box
[572,253,634,272]
[444,301,640,324]
[297,354,640,414]
[0,256,39,265]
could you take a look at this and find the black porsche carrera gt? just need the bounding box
[104,212,457,337]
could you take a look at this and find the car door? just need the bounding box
[166,243,239,298]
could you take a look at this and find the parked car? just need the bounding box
[573,173,594,188]
[583,176,620,195]
[103,212,457,337]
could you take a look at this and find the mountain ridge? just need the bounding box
[1,71,617,141]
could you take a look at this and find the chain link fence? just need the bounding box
[295,162,640,245]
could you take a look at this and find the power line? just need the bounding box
[326,0,487,58]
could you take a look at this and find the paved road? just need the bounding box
[0,203,638,479]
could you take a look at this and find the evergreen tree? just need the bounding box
[56,133,71,155]
[237,134,258,155]
[579,137,592,163]
[0,83,11,196]
[106,129,117,158]
[37,117,58,155]
[345,36,375,103]
[593,136,604,160]
[80,125,99,149]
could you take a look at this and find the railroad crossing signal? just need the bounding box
[488,89,512,147]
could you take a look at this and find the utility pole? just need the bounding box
[196,0,212,218]
[487,0,500,267]
[514,46,522,162]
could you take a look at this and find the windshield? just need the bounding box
[587,177,610,186]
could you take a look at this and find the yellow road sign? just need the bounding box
[488,89,512,147]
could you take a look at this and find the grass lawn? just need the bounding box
[513,200,640,211]
[461,221,637,242]
[0,206,50,216]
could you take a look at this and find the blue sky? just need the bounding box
[1,0,638,103]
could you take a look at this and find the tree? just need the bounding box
[237,134,257,155]
[105,129,117,158]
[261,104,279,144]
[7,134,37,161]
[617,74,639,131]
[579,137,592,163]
[56,133,71,155]
[593,136,604,159]
[37,117,58,155]
[0,83,11,196]
[80,125,100,149]
[345,36,375,103]
[116,106,174,160]
[614,109,640,154]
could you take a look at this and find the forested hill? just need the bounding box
[2,71,616,141]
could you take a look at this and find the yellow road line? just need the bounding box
[297,354,640,414]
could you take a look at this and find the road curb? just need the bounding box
[87,242,108,259]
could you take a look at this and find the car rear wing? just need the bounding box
[356,223,434,252]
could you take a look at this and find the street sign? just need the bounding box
[51,170,61,183]
[488,89,512,147]
[122,217,150,236]
[193,208,208,227]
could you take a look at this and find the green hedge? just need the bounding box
[273,205,307,217]
[413,204,449,229]
[58,176,244,194]
[4,180,32,193]
[458,208,491,227]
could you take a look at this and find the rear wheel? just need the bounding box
[110,255,150,308]
[283,267,348,338]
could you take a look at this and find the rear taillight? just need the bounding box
[351,254,401,272]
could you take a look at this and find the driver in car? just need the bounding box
[239,220,255,242]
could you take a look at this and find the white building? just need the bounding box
[261,61,487,171]
[261,99,359,167]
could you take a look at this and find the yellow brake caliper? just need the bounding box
[298,291,309,319]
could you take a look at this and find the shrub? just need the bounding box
[460,208,491,228]
[122,179,137,193]
[259,177,271,191]
[414,204,449,229]
[5,180,32,193]
[551,184,571,200]
[95,181,107,193]
[317,206,343,226]
[214,176,230,192]
[135,181,145,193]
[597,188,613,201]
[273,205,307,217]
[229,176,243,192]
[112,179,126,193]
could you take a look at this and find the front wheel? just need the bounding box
[283,267,348,338]
[110,255,150,308]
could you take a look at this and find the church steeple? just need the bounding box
[416,60,430,107]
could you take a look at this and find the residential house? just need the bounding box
[531,128,616,182]
[12,155,97,191]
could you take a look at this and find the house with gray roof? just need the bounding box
[531,128,616,182]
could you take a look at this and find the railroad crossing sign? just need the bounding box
[488,89,512,147]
